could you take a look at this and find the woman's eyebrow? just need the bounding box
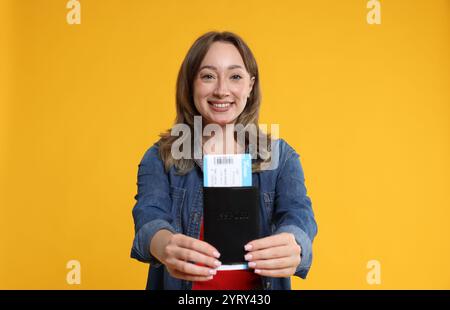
[199,65,244,71]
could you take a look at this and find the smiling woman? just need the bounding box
[193,42,255,126]
[158,31,266,175]
[130,31,317,290]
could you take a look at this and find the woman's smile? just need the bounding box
[208,100,235,112]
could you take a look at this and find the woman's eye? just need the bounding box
[231,75,242,80]
[201,74,215,80]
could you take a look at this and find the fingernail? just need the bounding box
[207,276,213,280]
[244,254,252,261]
[255,269,261,274]
[244,244,252,251]
[214,260,222,267]
[209,269,217,275]
[248,262,256,268]
[213,251,221,258]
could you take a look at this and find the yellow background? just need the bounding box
[1,0,449,289]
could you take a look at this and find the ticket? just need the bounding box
[203,154,252,187]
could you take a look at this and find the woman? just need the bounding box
[131,31,317,290]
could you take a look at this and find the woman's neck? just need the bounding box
[202,123,244,155]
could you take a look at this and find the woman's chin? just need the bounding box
[208,115,235,126]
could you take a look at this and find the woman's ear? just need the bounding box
[248,76,256,97]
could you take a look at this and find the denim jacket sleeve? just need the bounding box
[130,144,177,266]
[272,141,318,279]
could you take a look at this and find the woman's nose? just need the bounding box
[213,78,230,97]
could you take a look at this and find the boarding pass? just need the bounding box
[203,154,252,187]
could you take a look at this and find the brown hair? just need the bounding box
[158,31,271,174]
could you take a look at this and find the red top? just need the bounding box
[192,218,261,290]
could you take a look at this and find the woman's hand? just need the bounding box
[244,232,301,277]
[151,230,222,282]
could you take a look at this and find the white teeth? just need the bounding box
[209,102,232,108]
[214,103,229,108]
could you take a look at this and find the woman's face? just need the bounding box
[193,41,255,126]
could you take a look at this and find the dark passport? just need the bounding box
[203,186,261,264]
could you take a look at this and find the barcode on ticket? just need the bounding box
[213,157,234,165]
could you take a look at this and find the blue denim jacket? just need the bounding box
[130,139,317,290]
